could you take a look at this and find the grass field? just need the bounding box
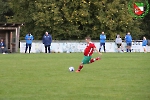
[0,53,150,100]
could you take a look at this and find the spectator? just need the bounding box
[42,31,52,53]
[25,33,34,53]
[115,35,124,52]
[0,39,6,54]
[99,31,106,52]
[142,36,147,53]
[125,32,132,52]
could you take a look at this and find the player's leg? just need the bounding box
[3,47,7,53]
[129,43,132,52]
[1,48,5,54]
[117,44,120,52]
[29,44,31,53]
[118,44,122,52]
[119,44,123,52]
[143,46,146,53]
[47,45,50,53]
[76,56,101,72]
[76,56,89,72]
[126,43,129,52]
[45,45,47,53]
[121,44,124,52]
[76,63,84,72]
[89,57,101,63]
[99,43,102,52]
[25,43,28,53]
[103,43,106,52]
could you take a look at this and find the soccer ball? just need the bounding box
[69,67,74,72]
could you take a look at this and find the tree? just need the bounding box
[0,0,12,22]
[5,0,148,40]
[141,0,150,39]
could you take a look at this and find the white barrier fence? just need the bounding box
[20,40,150,53]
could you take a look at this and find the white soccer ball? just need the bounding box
[69,67,74,72]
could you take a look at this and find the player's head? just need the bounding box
[85,36,91,43]
[0,38,3,42]
[28,32,31,36]
[127,32,130,35]
[143,36,146,40]
[117,35,120,38]
[45,31,48,35]
[102,31,104,34]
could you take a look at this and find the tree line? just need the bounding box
[0,0,150,40]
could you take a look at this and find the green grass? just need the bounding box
[0,53,150,100]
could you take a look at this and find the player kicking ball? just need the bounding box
[76,36,102,72]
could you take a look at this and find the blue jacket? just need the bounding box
[0,42,5,47]
[142,40,147,46]
[42,34,52,46]
[125,34,132,43]
[100,34,106,43]
[25,34,34,44]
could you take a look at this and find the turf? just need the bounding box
[0,53,150,100]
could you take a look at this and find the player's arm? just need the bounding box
[94,47,102,55]
[104,35,106,40]
[31,35,34,40]
[25,35,28,40]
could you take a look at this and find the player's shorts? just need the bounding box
[143,46,146,49]
[82,56,92,64]
[126,43,132,46]
[26,43,32,47]
[100,43,105,46]
[117,44,121,48]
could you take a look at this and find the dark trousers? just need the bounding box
[0,47,6,53]
[25,43,31,53]
[99,43,106,52]
[45,45,51,53]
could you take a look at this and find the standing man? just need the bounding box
[99,31,106,52]
[125,32,132,52]
[142,36,147,53]
[42,31,52,53]
[25,33,34,53]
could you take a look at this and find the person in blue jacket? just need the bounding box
[25,33,34,53]
[0,38,6,54]
[125,32,132,52]
[99,31,106,52]
[142,36,147,53]
[42,31,52,53]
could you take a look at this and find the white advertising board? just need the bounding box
[20,41,150,53]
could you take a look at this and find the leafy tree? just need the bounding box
[0,0,13,22]
[5,0,149,40]
[141,0,150,40]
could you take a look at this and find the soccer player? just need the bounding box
[125,32,132,52]
[76,36,102,72]
[99,31,106,52]
[142,36,147,53]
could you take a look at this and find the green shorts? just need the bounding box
[82,56,92,64]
